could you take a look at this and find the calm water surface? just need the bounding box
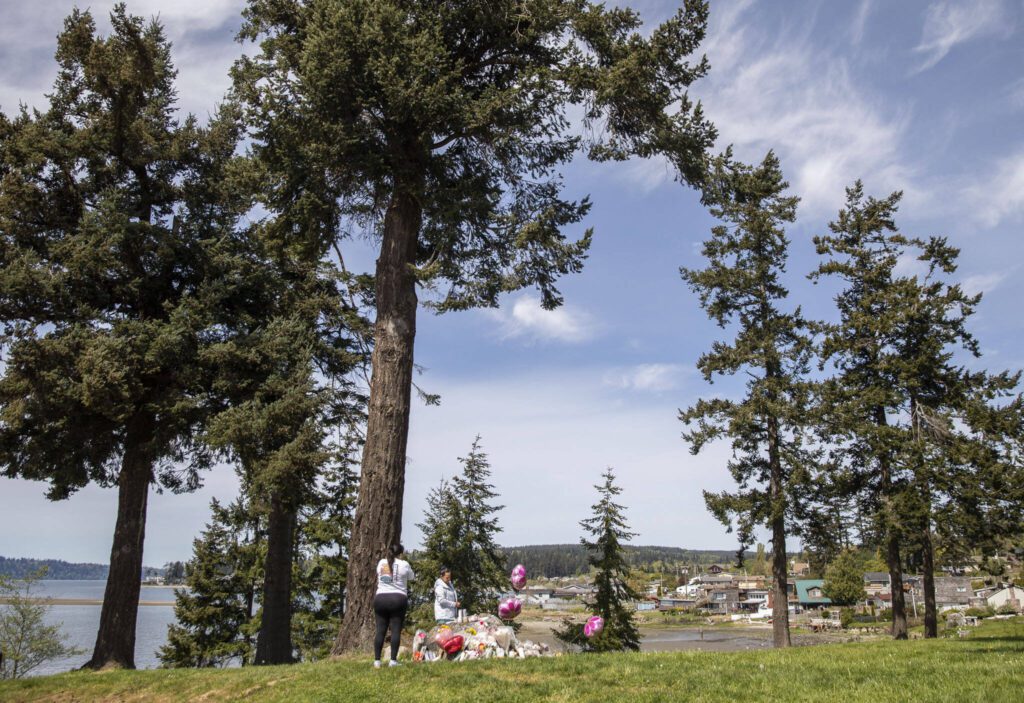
[33,580,179,676]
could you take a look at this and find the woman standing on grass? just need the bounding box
[433,566,460,625]
[373,544,415,668]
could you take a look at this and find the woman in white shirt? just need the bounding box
[373,543,415,668]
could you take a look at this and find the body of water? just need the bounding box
[31,580,179,676]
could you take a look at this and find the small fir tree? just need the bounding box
[822,549,867,606]
[158,499,263,668]
[556,468,640,653]
[415,437,506,618]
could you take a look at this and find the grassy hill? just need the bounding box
[4,619,1021,702]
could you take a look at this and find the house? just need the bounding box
[863,572,890,596]
[794,579,832,609]
[694,574,736,588]
[736,575,766,590]
[934,577,973,609]
[789,561,811,577]
[553,584,593,599]
[738,588,769,611]
[987,586,1023,612]
[707,564,726,575]
[657,596,697,611]
[521,587,555,605]
[705,587,740,614]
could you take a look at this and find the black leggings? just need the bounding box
[373,592,408,661]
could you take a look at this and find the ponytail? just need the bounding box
[387,543,404,577]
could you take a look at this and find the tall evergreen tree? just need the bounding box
[809,184,916,638]
[0,7,248,669]
[811,183,1024,638]
[232,0,716,651]
[415,437,506,617]
[681,152,815,648]
[555,468,640,652]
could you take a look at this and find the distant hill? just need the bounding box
[500,544,749,578]
[0,556,110,580]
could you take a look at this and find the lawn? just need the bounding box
[2,618,1021,703]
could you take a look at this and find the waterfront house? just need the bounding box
[794,579,832,609]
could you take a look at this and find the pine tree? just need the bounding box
[811,183,1024,638]
[449,437,507,614]
[556,468,640,652]
[681,151,815,648]
[415,437,506,618]
[232,0,716,651]
[0,7,248,669]
[158,499,263,668]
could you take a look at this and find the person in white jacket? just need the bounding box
[434,566,460,624]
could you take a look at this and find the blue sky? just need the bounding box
[1,0,1023,565]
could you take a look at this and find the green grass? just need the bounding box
[2,618,1022,703]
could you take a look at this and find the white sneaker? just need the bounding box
[388,660,401,667]
[373,660,381,669]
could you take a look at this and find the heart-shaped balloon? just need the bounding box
[510,564,527,591]
[583,615,604,638]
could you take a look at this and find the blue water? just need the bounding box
[30,581,179,676]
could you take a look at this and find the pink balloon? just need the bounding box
[510,564,527,590]
[584,615,604,638]
[498,597,522,620]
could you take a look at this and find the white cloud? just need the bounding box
[404,370,737,549]
[961,271,1009,297]
[913,0,1011,73]
[0,1,243,120]
[696,3,915,217]
[965,148,1024,227]
[604,363,690,392]
[851,0,874,45]
[489,295,598,344]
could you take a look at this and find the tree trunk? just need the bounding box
[333,184,421,654]
[767,414,791,648]
[84,411,155,670]
[770,514,791,648]
[873,405,908,640]
[885,533,909,639]
[255,491,296,664]
[921,522,938,638]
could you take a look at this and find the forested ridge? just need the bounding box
[0,556,109,580]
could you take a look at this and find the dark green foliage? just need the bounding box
[822,549,867,606]
[811,182,1024,637]
[0,6,247,497]
[159,499,263,668]
[681,151,814,647]
[160,451,360,668]
[0,5,253,668]
[233,0,716,304]
[414,437,506,619]
[556,468,640,653]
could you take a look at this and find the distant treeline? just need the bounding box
[501,544,749,578]
[0,556,109,580]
